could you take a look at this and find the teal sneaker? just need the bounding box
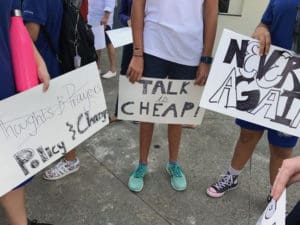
[166,163,187,191]
[128,164,147,192]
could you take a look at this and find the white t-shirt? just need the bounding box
[144,0,204,66]
[87,0,115,27]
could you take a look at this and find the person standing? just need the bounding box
[22,0,81,180]
[127,0,218,192]
[88,0,117,79]
[206,0,299,198]
[0,1,51,224]
[109,0,132,123]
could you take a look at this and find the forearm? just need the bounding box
[33,44,46,69]
[202,0,218,56]
[131,0,145,56]
[25,22,40,42]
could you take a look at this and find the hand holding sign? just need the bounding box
[272,156,300,200]
[256,189,286,225]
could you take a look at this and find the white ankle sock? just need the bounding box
[228,165,241,176]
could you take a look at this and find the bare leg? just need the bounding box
[0,187,27,225]
[168,124,182,162]
[64,149,77,161]
[106,43,116,73]
[96,49,101,70]
[231,128,264,170]
[139,122,154,164]
[269,144,292,185]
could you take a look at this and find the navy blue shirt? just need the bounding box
[119,0,132,27]
[22,0,63,78]
[0,0,20,100]
[262,0,300,49]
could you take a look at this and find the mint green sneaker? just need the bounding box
[166,163,187,191]
[128,164,147,192]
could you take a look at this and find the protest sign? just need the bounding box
[256,189,286,225]
[200,29,300,137]
[0,63,108,196]
[106,27,132,48]
[118,76,205,125]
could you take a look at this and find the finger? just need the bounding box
[271,169,291,200]
[259,41,266,56]
[264,34,271,55]
[42,79,50,92]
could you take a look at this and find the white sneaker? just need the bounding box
[102,71,117,79]
[43,158,80,180]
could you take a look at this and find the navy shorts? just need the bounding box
[236,119,298,148]
[143,53,198,80]
[105,25,112,45]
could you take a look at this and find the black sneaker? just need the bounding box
[206,172,238,198]
[28,219,53,225]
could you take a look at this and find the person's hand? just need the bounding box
[37,63,50,92]
[127,19,131,27]
[126,56,144,83]
[252,24,271,56]
[271,156,300,200]
[194,63,210,86]
[100,16,109,26]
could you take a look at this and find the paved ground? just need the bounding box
[1,45,300,225]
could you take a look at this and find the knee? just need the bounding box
[238,131,261,144]
[270,147,292,160]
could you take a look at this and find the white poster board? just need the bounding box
[0,63,108,196]
[118,76,205,125]
[92,25,106,50]
[256,189,286,225]
[106,27,132,48]
[200,29,300,137]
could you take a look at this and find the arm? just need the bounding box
[271,156,300,200]
[126,0,145,83]
[101,0,115,26]
[195,0,218,86]
[33,44,50,92]
[252,22,271,56]
[119,0,131,27]
[25,22,40,42]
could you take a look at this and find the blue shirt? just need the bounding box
[0,0,20,100]
[262,0,300,49]
[22,0,63,78]
[119,0,132,27]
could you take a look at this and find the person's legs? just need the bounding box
[0,187,27,225]
[106,43,116,73]
[207,121,264,198]
[269,144,292,184]
[168,124,182,163]
[231,128,264,170]
[96,49,101,71]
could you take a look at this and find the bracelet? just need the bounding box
[200,56,213,64]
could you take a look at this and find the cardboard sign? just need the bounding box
[106,27,132,48]
[0,63,108,196]
[118,76,205,125]
[256,189,286,225]
[200,29,300,137]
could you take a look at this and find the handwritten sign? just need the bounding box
[106,27,132,48]
[200,29,300,137]
[256,189,286,225]
[118,76,205,124]
[0,63,108,196]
